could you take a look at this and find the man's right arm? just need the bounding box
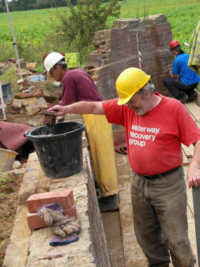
[169,69,176,78]
[171,58,179,79]
[48,101,104,116]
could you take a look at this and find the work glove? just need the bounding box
[38,203,80,237]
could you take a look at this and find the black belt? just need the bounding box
[143,166,181,180]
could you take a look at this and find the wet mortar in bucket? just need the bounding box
[25,119,85,178]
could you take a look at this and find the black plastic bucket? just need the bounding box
[25,121,85,178]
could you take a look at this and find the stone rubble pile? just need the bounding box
[0,59,62,127]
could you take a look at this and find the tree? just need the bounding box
[5,0,35,11]
[0,1,5,12]
[54,0,121,63]
[35,0,66,9]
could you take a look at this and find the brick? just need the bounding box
[27,205,77,230]
[26,190,74,213]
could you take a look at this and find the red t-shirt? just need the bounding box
[60,69,102,105]
[102,94,200,175]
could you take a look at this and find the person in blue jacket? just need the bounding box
[163,40,200,103]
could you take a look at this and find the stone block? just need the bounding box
[18,153,41,204]
[27,205,77,230]
[26,189,74,213]
[12,98,22,110]
[27,114,45,127]
[114,18,140,29]
[25,97,48,115]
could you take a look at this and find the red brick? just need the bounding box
[26,190,74,213]
[27,205,77,230]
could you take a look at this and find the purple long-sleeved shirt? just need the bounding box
[60,69,102,105]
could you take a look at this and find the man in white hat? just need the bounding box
[43,52,102,105]
[43,52,119,212]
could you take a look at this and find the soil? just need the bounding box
[0,108,34,266]
[0,172,23,266]
[0,72,58,266]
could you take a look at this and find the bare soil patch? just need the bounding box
[0,109,33,266]
[0,173,23,266]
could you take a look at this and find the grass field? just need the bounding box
[0,7,63,43]
[0,0,199,62]
[119,0,200,46]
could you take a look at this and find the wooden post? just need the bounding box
[4,0,23,82]
[192,187,200,266]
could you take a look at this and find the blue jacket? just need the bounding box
[172,53,200,85]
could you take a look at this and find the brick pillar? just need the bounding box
[86,14,174,99]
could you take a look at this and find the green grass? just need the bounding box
[0,173,16,186]
[117,0,200,47]
[0,0,199,62]
[0,65,20,93]
[0,7,62,43]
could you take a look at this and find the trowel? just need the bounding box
[44,110,57,127]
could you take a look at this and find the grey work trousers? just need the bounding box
[131,167,195,267]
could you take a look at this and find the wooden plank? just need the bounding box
[182,151,190,166]
[102,212,125,267]
[192,187,200,267]
[183,166,198,267]
[182,144,194,158]
[185,103,200,126]
[183,102,200,266]
[115,153,147,267]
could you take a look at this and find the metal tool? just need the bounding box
[136,32,143,69]
[184,42,190,47]
[4,0,23,82]
[0,80,7,120]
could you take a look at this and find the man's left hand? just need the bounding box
[187,162,200,188]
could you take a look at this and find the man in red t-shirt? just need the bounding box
[48,67,200,267]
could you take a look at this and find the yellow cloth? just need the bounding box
[83,114,118,197]
[188,20,200,75]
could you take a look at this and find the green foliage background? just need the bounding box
[54,0,120,64]
[0,0,199,63]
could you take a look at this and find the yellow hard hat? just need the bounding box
[116,67,151,105]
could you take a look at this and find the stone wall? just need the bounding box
[3,148,112,267]
[87,14,173,99]
[85,151,112,267]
